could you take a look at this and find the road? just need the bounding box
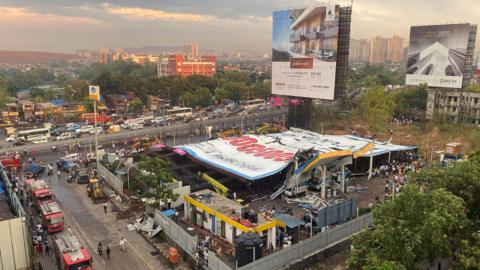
[29,153,171,270]
[5,109,286,153]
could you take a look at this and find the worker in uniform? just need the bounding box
[98,242,103,256]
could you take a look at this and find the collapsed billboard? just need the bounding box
[406,23,470,88]
[272,5,339,100]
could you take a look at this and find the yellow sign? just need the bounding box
[88,85,100,101]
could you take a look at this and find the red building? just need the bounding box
[159,54,217,77]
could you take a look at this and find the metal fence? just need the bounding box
[238,213,374,270]
[97,163,124,194]
[154,210,198,258]
[208,252,234,270]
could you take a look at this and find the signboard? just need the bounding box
[272,5,339,100]
[88,85,100,101]
[179,135,297,180]
[406,24,470,88]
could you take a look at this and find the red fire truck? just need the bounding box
[39,201,65,233]
[81,113,112,125]
[54,232,93,270]
[0,154,21,168]
[26,179,53,208]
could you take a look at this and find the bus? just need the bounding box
[239,99,265,111]
[165,107,193,119]
[16,128,50,142]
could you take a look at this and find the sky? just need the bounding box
[0,0,479,53]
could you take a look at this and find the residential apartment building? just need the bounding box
[426,89,480,124]
[349,39,370,65]
[369,36,388,64]
[190,44,199,59]
[158,54,217,77]
[350,36,405,65]
[386,36,405,62]
[128,54,158,65]
[98,48,110,64]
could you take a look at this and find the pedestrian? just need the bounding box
[38,262,43,270]
[98,242,103,256]
[44,241,50,256]
[119,237,127,252]
[103,202,108,213]
[106,245,111,260]
[57,170,61,180]
[68,226,72,236]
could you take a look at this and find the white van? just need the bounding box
[32,137,48,144]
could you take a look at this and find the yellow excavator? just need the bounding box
[197,172,246,205]
[256,123,284,135]
[87,179,107,203]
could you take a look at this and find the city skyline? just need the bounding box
[0,0,479,53]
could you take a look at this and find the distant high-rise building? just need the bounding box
[190,44,199,59]
[369,36,388,64]
[98,48,110,64]
[349,39,370,64]
[158,54,216,78]
[386,36,405,62]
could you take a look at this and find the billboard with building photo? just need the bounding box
[272,5,339,100]
[406,23,470,88]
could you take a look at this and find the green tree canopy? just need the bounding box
[128,98,144,114]
[348,185,467,270]
[135,157,179,208]
[360,86,396,133]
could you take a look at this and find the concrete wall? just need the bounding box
[97,163,124,194]
[0,217,31,270]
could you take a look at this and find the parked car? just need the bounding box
[89,127,103,135]
[151,117,165,126]
[67,124,81,132]
[75,125,94,134]
[129,123,144,130]
[51,126,67,137]
[32,137,48,144]
[56,132,72,141]
[5,135,16,142]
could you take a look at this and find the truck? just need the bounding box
[23,163,45,178]
[0,154,21,168]
[26,179,53,208]
[53,232,93,270]
[39,201,65,233]
[81,113,112,125]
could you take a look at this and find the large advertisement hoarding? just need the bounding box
[406,24,470,88]
[272,5,339,100]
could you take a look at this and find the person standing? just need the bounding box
[44,241,50,256]
[106,245,111,260]
[98,242,103,256]
[103,202,108,213]
[57,170,61,181]
[119,237,127,252]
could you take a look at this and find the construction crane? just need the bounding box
[198,172,247,205]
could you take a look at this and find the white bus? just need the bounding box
[239,99,265,111]
[165,107,193,119]
[17,128,51,142]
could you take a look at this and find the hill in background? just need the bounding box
[0,51,77,64]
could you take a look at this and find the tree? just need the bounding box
[135,157,179,208]
[456,232,480,270]
[194,87,213,107]
[393,84,428,116]
[409,153,480,221]
[360,86,396,134]
[348,185,467,270]
[0,87,13,109]
[128,98,144,114]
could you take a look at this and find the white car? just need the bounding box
[32,137,48,144]
[5,135,16,142]
[89,127,103,135]
[75,125,94,134]
[151,117,165,126]
[129,124,144,130]
[56,132,72,141]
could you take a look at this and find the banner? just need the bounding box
[88,85,100,101]
[406,24,470,88]
[272,5,339,100]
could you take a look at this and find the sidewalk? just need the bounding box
[69,183,191,269]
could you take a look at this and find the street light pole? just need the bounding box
[94,99,99,169]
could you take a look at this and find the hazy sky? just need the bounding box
[0,0,479,53]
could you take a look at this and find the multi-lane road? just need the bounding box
[4,109,286,153]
